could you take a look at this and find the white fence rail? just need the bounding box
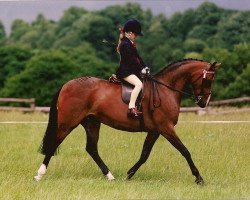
[0,97,249,114]
[0,98,35,112]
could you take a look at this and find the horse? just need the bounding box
[34,58,221,185]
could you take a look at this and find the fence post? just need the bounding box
[197,108,207,116]
[30,98,35,111]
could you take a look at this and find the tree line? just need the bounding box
[0,2,249,106]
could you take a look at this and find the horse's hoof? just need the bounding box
[106,171,115,181]
[195,177,204,185]
[127,172,135,180]
[33,175,42,182]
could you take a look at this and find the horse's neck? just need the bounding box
[155,63,195,91]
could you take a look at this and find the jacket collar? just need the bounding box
[122,36,134,44]
[122,36,136,47]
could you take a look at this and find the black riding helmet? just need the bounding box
[123,19,143,36]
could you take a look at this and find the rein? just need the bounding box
[147,68,215,105]
[148,76,200,103]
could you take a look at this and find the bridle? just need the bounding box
[194,69,215,106]
[148,64,216,106]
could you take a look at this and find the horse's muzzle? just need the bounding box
[196,94,211,108]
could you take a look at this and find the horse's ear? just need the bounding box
[209,62,221,70]
[215,63,221,69]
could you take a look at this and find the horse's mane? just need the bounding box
[155,58,208,76]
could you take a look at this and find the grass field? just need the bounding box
[0,110,249,200]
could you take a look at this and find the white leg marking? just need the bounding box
[34,164,47,182]
[106,171,115,181]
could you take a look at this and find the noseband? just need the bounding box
[195,69,215,105]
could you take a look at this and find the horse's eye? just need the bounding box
[203,79,212,87]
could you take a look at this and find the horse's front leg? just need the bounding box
[160,125,204,185]
[82,116,114,181]
[127,132,160,179]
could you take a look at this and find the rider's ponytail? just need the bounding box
[117,27,124,54]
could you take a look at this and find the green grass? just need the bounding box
[0,110,249,199]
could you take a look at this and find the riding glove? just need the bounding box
[141,67,150,75]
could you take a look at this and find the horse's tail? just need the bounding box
[39,87,62,155]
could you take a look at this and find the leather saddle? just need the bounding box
[109,74,142,105]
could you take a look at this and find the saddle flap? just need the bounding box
[108,75,142,106]
[121,81,143,107]
[122,82,134,104]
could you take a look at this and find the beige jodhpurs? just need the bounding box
[124,75,142,109]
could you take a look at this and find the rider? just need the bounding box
[116,19,149,118]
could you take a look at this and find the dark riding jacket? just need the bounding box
[116,37,146,79]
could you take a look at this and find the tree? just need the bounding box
[32,14,57,49]
[234,43,250,71]
[9,19,30,42]
[139,15,168,68]
[0,21,6,45]
[149,43,185,73]
[56,6,88,38]
[55,12,117,60]
[26,14,56,49]
[185,52,202,60]
[0,50,77,105]
[168,9,197,40]
[187,25,217,41]
[60,44,116,78]
[216,11,250,49]
[222,64,250,98]
[0,47,116,105]
[194,2,223,25]
[9,15,56,49]
[202,48,239,99]
[184,39,207,53]
[0,45,32,88]
[74,13,115,59]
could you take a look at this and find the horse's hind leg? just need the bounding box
[127,132,160,180]
[161,125,204,185]
[34,154,53,181]
[82,116,114,180]
[34,125,73,181]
